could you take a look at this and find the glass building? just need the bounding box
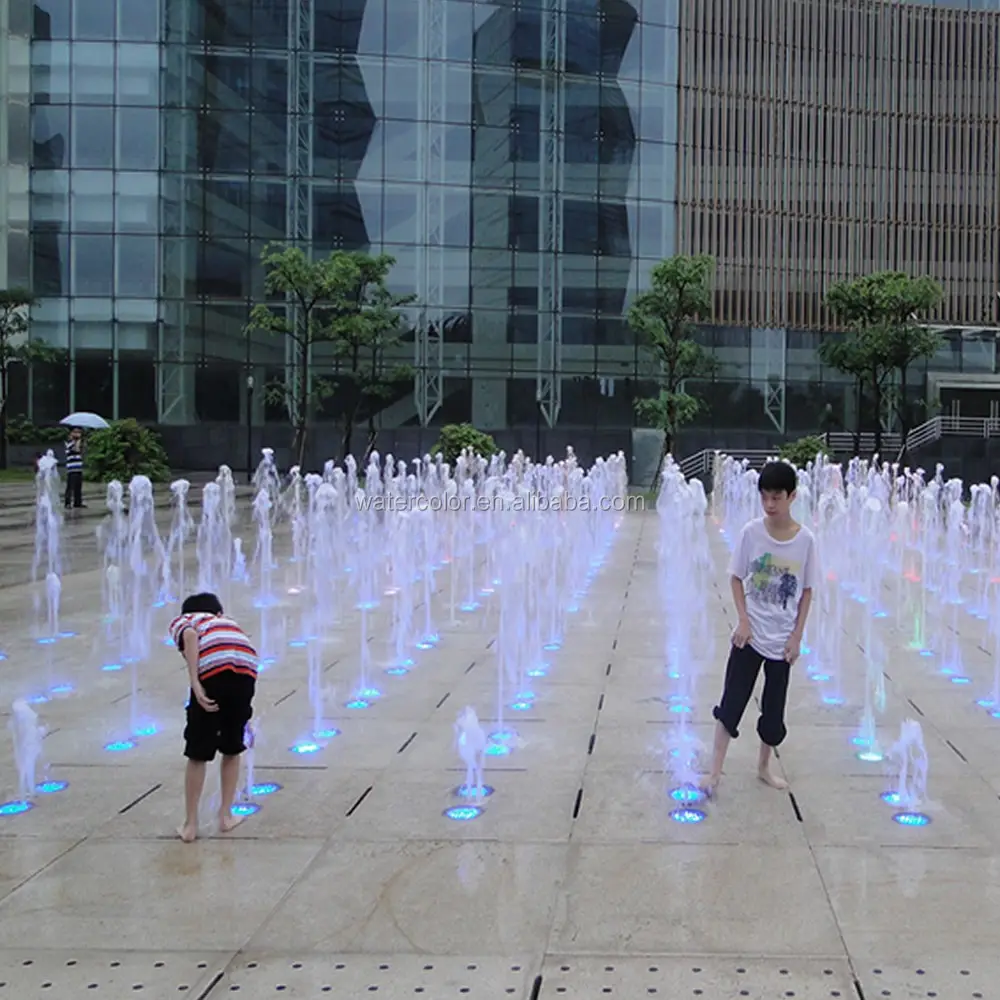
[9,0,1000,466]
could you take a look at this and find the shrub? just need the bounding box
[84,418,171,483]
[430,423,497,465]
[6,415,66,445]
[779,435,828,468]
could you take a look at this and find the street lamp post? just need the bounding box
[246,375,255,484]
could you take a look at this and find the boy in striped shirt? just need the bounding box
[64,427,85,508]
[168,592,258,843]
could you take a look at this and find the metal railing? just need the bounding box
[825,431,902,454]
[679,449,774,480]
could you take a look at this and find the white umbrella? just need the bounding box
[60,411,110,430]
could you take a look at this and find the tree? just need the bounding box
[628,255,716,487]
[0,289,61,471]
[246,246,415,467]
[822,272,943,455]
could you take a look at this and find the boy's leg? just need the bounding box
[757,658,791,790]
[181,760,208,841]
[180,691,216,842]
[72,472,84,507]
[64,475,72,509]
[703,644,763,792]
[215,674,254,832]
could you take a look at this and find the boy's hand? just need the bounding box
[784,632,803,665]
[193,683,218,712]
[732,617,752,648]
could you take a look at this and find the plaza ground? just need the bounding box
[0,502,997,998]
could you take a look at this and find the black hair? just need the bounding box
[181,592,223,615]
[758,461,797,495]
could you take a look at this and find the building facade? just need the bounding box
[11,0,1000,465]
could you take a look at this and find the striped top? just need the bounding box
[168,612,258,681]
[65,440,83,472]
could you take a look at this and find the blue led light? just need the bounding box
[668,704,692,714]
[670,786,705,804]
[893,811,930,827]
[977,698,996,707]
[102,663,123,671]
[290,741,321,754]
[566,605,579,614]
[444,805,482,821]
[951,676,971,684]
[0,800,33,816]
[874,611,888,619]
[667,671,681,680]
[485,742,511,756]
[27,694,49,705]
[527,668,547,678]
[313,728,341,739]
[669,807,706,824]
[385,667,410,676]
[251,783,281,796]
[133,724,157,737]
[516,691,535,700]
[0,652,6,661]
[288,640,307,648]
[543,642,562,651]
[509,700,533,711]
[810,673,831,682]
[857,750,884,762]
[459,602,480,612]
[992,710,1000,720]
[36,781,68,794]
[852,736,870,746]
[162,636,174,646]
[880,791,901,806]
[455,784,494,799]
[231,802,260,817]
[104,740,135,752]
[346,699,370,710]
[920,650,934,658]
[823,696,845,705]
[36,637,56,645]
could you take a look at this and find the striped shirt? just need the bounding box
[65,440,83,472]
[168,613,258,681]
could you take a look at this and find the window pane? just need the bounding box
[34,0,71,40]
[119,0,159,41]
[118,44,160,106]
[72,42,115,104]
[32,43,72,102]
[115,172,159,233]
[73,235,114,295]
[117,236,158,296]
[71,170,114,231]
[74,0,115,40]
[118,107,159,169]
[73,107,114,168]
[32,106,69,168]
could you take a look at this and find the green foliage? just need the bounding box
[246,245,416,464]
[628,255,717,484]
[821,271,944,449]
[5,415,66,445]
[779,436,828,467]
[0,288,65,469]
[430,423,497,465]
[84,419,171,484]
[634,390,701,434]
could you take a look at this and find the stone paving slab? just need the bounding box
[0,509,998,999]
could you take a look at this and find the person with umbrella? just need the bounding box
[64,426,86,509]
[59,411,109,509]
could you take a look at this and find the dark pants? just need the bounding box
[713,643,791,747]
[64,471,83,508]
[184,670,256,762]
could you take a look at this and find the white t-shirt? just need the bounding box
[728,517,820,661]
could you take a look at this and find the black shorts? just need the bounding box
[184,671,256,762]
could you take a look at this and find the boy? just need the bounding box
[64,427,85,509]
[168,592,258,842]
[702,461,819,795]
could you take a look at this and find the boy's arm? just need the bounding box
[792,588,813,638]
[730,575,749,625]
[180,628,217,711]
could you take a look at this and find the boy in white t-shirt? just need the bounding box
[702,461,820,795]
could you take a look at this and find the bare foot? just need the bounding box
[757,768,788,791]
[218,811,246,834]
[699,774,720,798]
[177,823,198,843]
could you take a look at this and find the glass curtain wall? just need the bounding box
[29,0,160,423]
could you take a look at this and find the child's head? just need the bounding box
[181,592,223,616]
[758,461,797,519]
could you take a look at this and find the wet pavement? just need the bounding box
[0,509,997,999]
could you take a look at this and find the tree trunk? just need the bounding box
[362,416,378,467]
[0,364,8,471]
[341,415,355,463]
[295,340,310,468]
[898,366,910,454]
[649,430,672,491]
[852,377,863,456]
[871,376,883,456]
